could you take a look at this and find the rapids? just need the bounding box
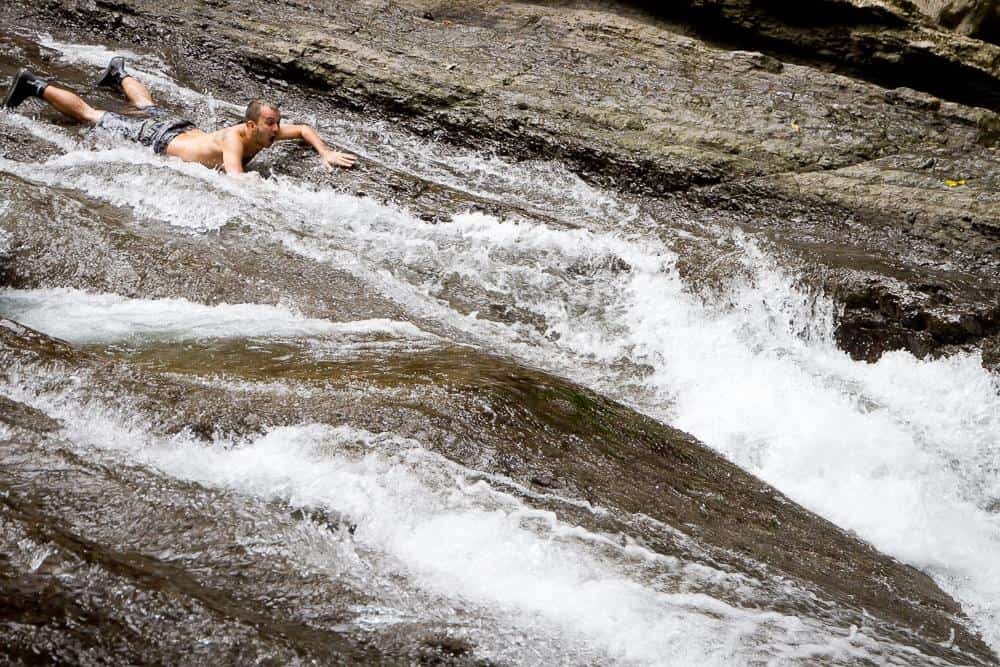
[1,35,998,666]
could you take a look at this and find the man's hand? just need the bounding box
[276,124,358,170]
[322,150,358,169]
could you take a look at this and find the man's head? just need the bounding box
[245,100,281,147]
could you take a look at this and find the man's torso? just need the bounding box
[165,125,263,170]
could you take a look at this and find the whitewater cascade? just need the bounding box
[1,39,998,666]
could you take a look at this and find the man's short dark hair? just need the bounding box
[245,100,280,122]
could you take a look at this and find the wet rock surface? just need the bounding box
[911,0,1000,44]
[1,1,999,664]
[0,161,995,660]
[0,384,479,665]
[0,171,403,323]
[0,152,995,661]
[4,0,997,368]
[1,318,996,664]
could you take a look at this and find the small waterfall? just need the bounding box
[1,36,997,664]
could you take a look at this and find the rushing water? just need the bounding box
[1,37,999,665]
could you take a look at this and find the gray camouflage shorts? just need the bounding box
[95,106,196,155]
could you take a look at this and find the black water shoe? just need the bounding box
[2,69,49,109]
[95,56,127,88]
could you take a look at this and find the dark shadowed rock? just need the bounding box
[921,0,1000,44]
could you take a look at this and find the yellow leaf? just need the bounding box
[944,179,966,187]
[791,121,800,132]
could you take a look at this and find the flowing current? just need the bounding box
[1,39,999,665]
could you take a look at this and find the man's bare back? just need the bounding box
[167,103,357,174]
[164,126,231,170]
[2,58,357,176]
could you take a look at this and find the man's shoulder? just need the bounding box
[220,124,253,144]
[217,123,243,137]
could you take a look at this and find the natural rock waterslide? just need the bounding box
[1,0,999,665]
[12,0,999,367]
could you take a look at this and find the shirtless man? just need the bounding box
[2,58,357,175]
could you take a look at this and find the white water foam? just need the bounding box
[0,368,951,666]
[600,234,1000,650]
[0,288,431,345]
[268,173,1000,654]
[321,114,640,229]
[0,148,250,231]
[7,114,998,653]
[12,37,1000,659]
[0,111,81,152]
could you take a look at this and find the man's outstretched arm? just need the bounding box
[277,124,357,169]
[222,129,246,175]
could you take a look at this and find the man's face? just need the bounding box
[251,106,281,147]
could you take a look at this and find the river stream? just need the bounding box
[1,36,999,666]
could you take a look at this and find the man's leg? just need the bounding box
[120,76,155,109]
[96,57,156,110]
[40,85,104,123]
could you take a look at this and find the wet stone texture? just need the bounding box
[1,0,999,665]
[1,321,997,664]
